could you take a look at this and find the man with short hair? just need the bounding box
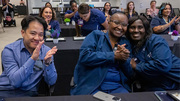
[0,16,57,97]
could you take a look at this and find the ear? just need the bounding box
[21,29,25,37]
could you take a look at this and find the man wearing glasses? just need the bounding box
[71,13,132,95]
[0,16,57,97]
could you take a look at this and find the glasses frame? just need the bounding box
[110,20,128,27]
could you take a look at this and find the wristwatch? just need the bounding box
[45,60,53,66]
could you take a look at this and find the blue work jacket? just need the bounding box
[127,34,180,90]
[71,30,132,95]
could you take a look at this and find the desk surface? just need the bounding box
[160,34,180,47]
[5,92,159,101]
[43,35,178,96]
[44,35,178,50]
[60,24,76,37]
[44,37,83,50]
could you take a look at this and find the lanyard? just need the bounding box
[163,17,171,32]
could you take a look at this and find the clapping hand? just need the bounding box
[175,16,180,24]
[44,46,58,64]
[31,40,44,60]
[73,7,78,13]
[170,16,180,25]
[45,19,51,31]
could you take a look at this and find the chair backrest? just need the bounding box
[172,42,180,58]
[38,77,55,96]
[1,51,4,72]
[0,7,3,24]
[16,6,27,15]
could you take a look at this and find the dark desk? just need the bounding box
[44,35,178,96]
[160,34,180,49]
[45,37,83,95]
[60,24,76,37]
[5,92,159,101]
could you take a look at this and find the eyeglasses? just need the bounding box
[105,5,111,7]
[110,20,128,27]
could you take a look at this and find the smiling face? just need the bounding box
[21,21,44,53]
[150,1,156,8]
[128,2,134,10]
[71,2,77,11]
[162,4,171,17]
[42,7,52,21]
[109,13,128,38]
[129,19,145,42]
[104,2,111,11]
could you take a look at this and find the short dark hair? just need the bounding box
[78,3,90,14]
[126,15,152,52]
[150,0,156,5]
[70,0,77,6]
[21,16,47,32]
[39,6,56,20]
[110,12,127,21]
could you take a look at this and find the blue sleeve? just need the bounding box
[50,20,61,33]
[43,56,57,86]
[97,10,106,24]
[42,45,57,86]
[74,12,79,24]
[65,10,73,15]
[135,38,172,78]
[102,11,105,15]
[2,48,35,88]
[119,39,135,79]
[78,31,114,67]
[151,17,161,29]
[121,58,135,79]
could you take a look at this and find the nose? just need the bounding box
[34,34,40,40]
[47,12,50,16]
[117,24,123,29]
[134,28,139,32]
[82,17,86,20]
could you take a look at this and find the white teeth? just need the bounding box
[133,34,139,37]
[116,31,121,33]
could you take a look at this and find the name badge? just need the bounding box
[78,19,83,25]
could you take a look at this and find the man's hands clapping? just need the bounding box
[44,46,57,64]
[31,40,58,65]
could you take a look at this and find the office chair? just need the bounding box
[0,7,5,32]
[38,78,55,96]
